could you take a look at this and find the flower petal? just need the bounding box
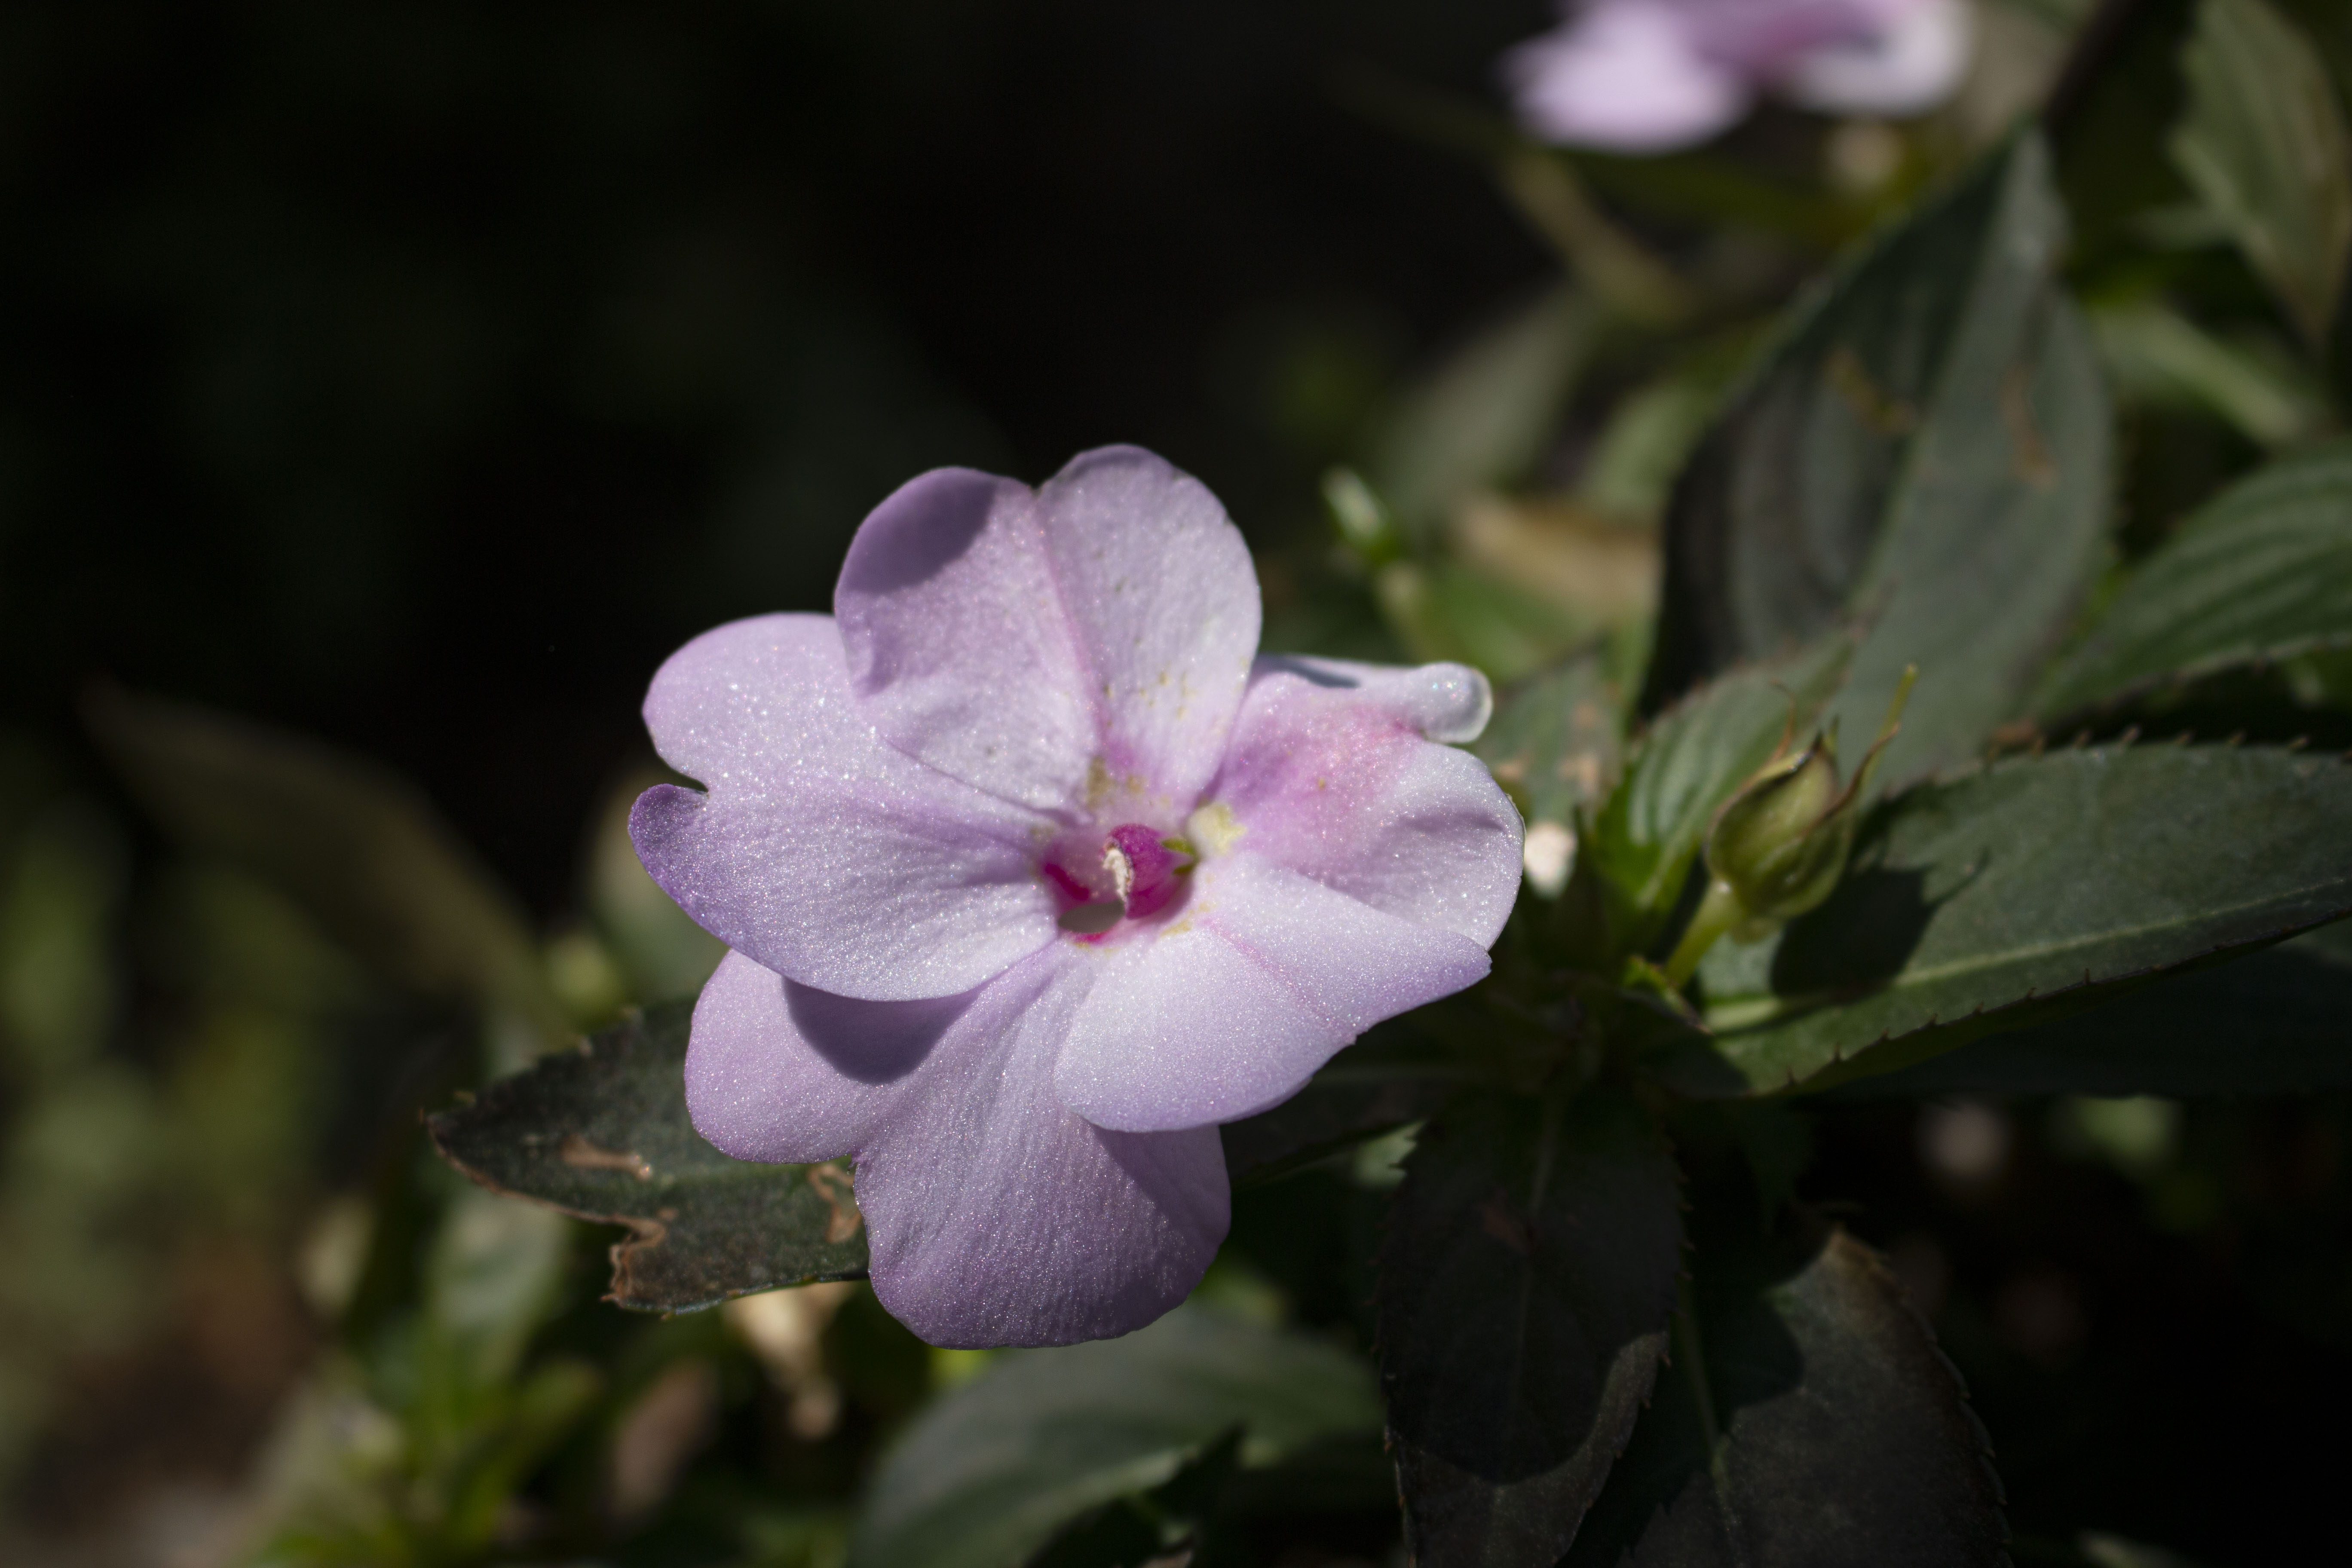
[1507,5,1753,152]
[1245,653,1494,743]
[832,469,1098,814]
[1053,855,1493,1133]
[632,612,1057,1002]
[1782,0,1970,116]
[836,447,1259,816]
[686,949,959,1163]
[1201,657,1524,946]
[686,945,1224,1347]
[850,948,1230,1347]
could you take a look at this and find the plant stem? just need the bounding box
[1496,151,1697,327]
[1662,877,1744,990]
[1672,1277,1730,1493]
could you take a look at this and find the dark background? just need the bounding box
[0,0,1550,913]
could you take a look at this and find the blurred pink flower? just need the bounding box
[631,447,1522,1347]
[1507,0,1972,153]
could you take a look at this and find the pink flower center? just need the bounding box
[1050,823,1192,937]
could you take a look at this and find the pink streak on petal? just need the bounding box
[1208,659,1523,946]
[632,612,1057,1002]
[1507,4,1753,153]
[836,448,1260,817]
[1042,861,1095,907]
[1053,854,1493,1134]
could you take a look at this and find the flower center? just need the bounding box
[1051,823,1193,937]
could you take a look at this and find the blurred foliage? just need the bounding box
[0,0,2347,1565]
[2169,0,2351,348]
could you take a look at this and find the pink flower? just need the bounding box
[1507,0,1972,153]
[631,447,1522,1347]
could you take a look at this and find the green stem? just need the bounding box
[1497,150,1696,326]
[1662,878,1745,991]
[1672,1278,1728,1490]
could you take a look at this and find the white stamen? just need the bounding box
[1102,841,1135,903]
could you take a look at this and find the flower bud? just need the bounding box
[1704,665,1918,931]
[1706,729,1856,924]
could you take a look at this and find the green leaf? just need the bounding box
[1649,135,2111,786]
[1023,1427,1401,1568]
[1369,285,1600,545]
[1648,743,2352,1097]
[1378,1087,1683,1568]
[2171,0,2352,345]
[1578,350,1746,526]
[1219,1018,1464,1188]
[1020,1428,1396,1568]
[847,1304,1380,1568]
[85,689,566,1055]
[1477,651,1629,839]
[432,1355,603,1551]
[2087,297,2329,450]
[1377,557,1608,685]
[2034,437,2352,718]
[1023,1431,1244,1568]
[1820,919,2352,1097]
[423,1188,572,1391]
[1565,1225,2005,1568]
[428,1001,868,1311]
[1594,636,1853,944]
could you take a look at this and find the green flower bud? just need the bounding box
[1706,729,1857,924]
[1713,665,1917,926]
[1660,667,1917,991]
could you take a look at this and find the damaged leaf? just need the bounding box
[429,1000,868,1311]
